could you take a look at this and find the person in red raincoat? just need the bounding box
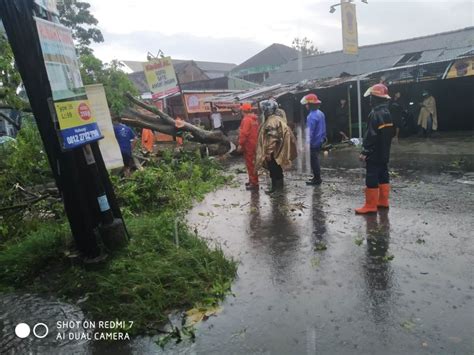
[237,103,259,191]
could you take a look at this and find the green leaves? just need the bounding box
[57,0,104,55]
[112,153,228,215]
[291,37,324,56]
[354,238,364,246]
[314,241,327,251]
[0,34,25,110]
[79,54,138,116]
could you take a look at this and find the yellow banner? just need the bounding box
[143,57,180,99]
[341,2,358,55]
[445,57,474,79]
[54,99,97,129]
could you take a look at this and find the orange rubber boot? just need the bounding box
[355,188,379,214]
[378,183,390,208]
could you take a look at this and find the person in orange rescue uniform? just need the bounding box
[141,128,155,153]
[237,103,259,191]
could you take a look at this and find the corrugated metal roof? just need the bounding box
[265,27,474,85]
[231,43,299,75]
[121,60,144,72]
[180,76,260,91]
[128,71,149,94]
[121,59,236,76]
[204,84,298,104]
[129,72,259,95]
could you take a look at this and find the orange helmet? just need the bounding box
[364,83,391,99]
[241,103,252,111]
[300,93,322,105]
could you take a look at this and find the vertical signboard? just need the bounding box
[143,56,180,99]
[35,17,102,149]
[341,2,358,55]
[34,0,58,14]
[85,84,123,170]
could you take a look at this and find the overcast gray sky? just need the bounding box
[88,0,474,65]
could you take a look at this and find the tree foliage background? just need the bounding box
[57,0,104,55]
[79,55,137,116]
[0,0,136,118]
[0,33,24,109]
[292,37,324,56]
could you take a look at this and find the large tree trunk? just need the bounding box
[123,93,233,155]
[125,92,229,144]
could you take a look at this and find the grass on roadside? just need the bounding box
[0,152,237,334]
[0,211,237,335]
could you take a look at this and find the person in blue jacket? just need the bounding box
[112,117,137,176]
[301,93,326,186]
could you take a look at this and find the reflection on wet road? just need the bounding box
[179,140,474,354]
[1,133,473,354]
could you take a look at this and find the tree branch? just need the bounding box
[124,92,229,144]
[0,195,48,214]
[0,111,21,130]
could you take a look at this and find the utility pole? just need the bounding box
[0,0,128,259]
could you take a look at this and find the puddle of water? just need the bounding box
[0,293,93,354]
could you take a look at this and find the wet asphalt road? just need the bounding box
[156,136,474,355]
[1,134,473,354]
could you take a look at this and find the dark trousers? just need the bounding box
[366,161,389,188]
[310,148,321,179]
[268,157,283,180]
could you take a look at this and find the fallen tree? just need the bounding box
[122,93,234,156]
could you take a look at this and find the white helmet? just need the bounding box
[259,99,278,116]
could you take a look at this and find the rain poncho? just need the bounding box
[255,114,297,171]
[417,95,438,131]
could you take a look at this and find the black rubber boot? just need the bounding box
[246,184,259,191]
[306,176,322,186]
[274,178,284,190]
[267,178,284,194]
[265,178,276,194]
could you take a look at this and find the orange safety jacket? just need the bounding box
[239,114,259,151]
[141,128,155,152]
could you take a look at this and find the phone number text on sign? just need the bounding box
[66,129,101,145]
[60,123,102,149]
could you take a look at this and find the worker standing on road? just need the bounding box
[334,98,350,142]
[417,90,438,138]
[255,99,297,194]
[237,103,260,191]
[388,91,405,142]
[355,83,394,214]
[301,93,326,186]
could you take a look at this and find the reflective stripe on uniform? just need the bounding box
[378,123,394,129]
